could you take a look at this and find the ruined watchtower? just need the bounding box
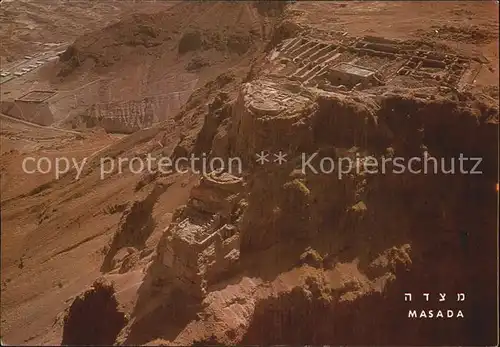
[159,170,244,298]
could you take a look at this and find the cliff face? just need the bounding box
[126,70,497,345]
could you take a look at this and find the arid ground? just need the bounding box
[1,1,498,345]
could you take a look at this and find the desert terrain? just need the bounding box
[0,1,498,346]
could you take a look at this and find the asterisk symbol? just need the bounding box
[274,151,287,165]
[256,151,270,165]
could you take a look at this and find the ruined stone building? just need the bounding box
[158,170,244,298]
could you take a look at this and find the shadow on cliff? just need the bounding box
[62,280,128,346]
[100,182,172,273]
[226,94,498,345]
[239,174,497,345]
[123,281,200,345]
[121,89,497,345]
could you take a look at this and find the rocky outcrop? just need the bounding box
[61,279,128,345]
[97,26,498,346]
[133,63,497,343]
[228,79,316,167]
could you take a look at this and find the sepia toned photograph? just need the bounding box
[0,1,498,345]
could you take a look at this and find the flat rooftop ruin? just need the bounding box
[17,90,56,103]
[333,63,375,78]
[326,63,378,88]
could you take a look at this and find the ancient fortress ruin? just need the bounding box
[158,170,244,298]
[269,33,481,91]
[153,32,487,300]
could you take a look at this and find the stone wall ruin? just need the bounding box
[158,171,244,298]
[269,33,481,92]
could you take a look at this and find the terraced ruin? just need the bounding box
[269,33,482,92]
